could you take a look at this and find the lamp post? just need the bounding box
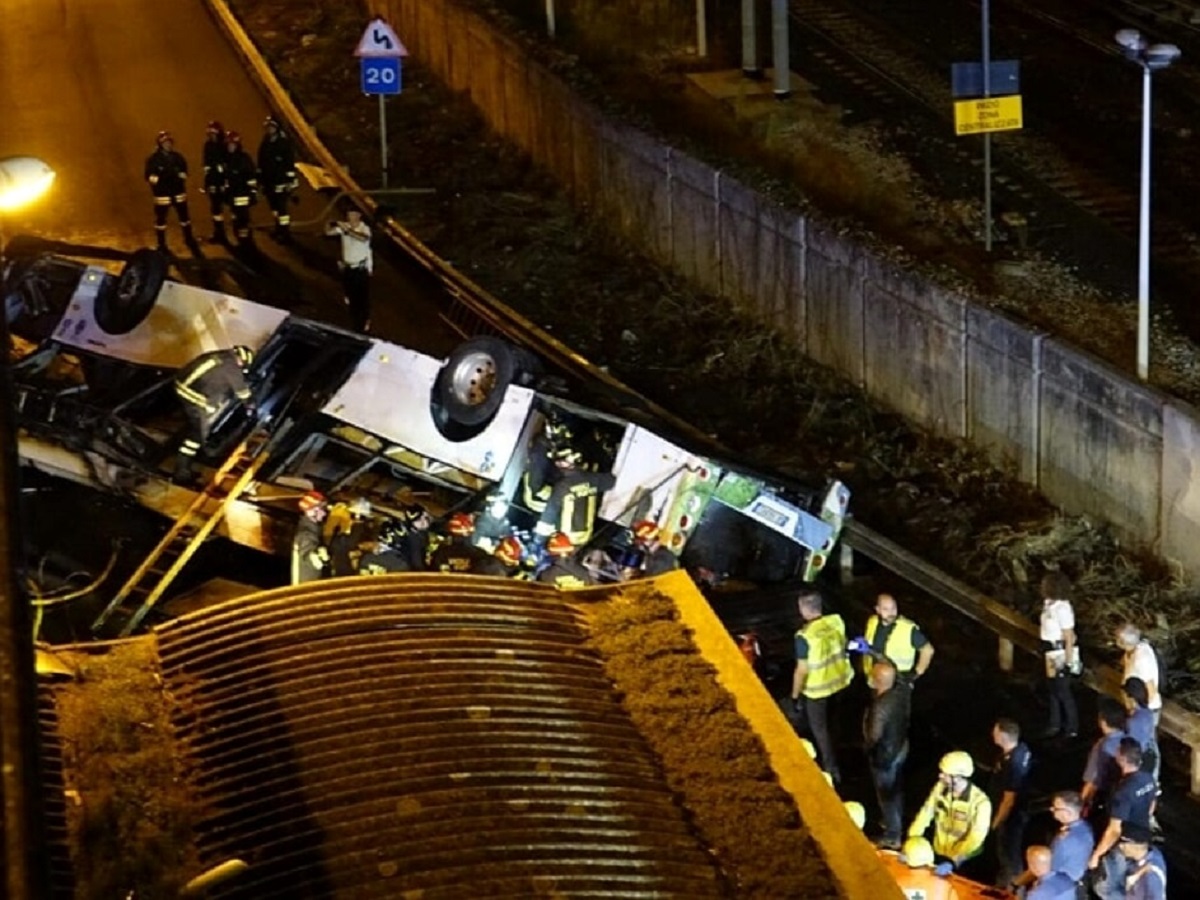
[1114,29,1180,382]
[0,154,55,900]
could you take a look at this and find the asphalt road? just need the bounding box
[0,0,455,356]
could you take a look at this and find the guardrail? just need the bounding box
[204,0,1200,798]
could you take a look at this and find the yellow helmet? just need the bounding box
[798,738,817,760]
[939,750,974,778]
[842,801,866,830]
[902,837,935,868]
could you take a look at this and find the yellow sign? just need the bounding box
[954,95,1023,136]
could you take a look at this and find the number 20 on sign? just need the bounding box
[361,57,401,96]
[954,95,1022,136]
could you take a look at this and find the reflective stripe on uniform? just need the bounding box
[798,614,853,699]
[863,615,918,675]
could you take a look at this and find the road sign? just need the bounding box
[361,57,401,95]
[954,95,1023,136]
[355,18,407,58]
[950,60,1020,98]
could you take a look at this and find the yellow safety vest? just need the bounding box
[912,783,991,863]
[797,614,853,699]
[863,615,919,676]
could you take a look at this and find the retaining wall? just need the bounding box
[368,0,1200,576]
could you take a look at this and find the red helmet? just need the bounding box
[546,532,574,557]
[225,131,242,147]
[495,536,523,566]
[298,490,327,512]
[447,513,475,537]
[156,130,173,147]
[206,120,224,136]
[633,520,660,543]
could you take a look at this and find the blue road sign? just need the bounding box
[361,57,401,96]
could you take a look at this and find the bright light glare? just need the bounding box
[0,157,55,211]
[488,498,509,519]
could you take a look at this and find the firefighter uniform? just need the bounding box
[533,469,616,546]
[537,556,594,589]
[430,537,492,574]
[222,133,258,248]
[201,121,229,243]
[292,491,330,584]
[358,520,412,575]
[145,132,195,251]
[172,347,253,482]
[258,117,297,240]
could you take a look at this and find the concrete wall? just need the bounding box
[369,0,1200,575]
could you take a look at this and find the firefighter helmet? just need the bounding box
[939,750,974,778]
[225,130,242,148]
[232,345,254,368]
[298,490,327,512]
[901,837,935,868]
[843,801,866,831]
[156,130,173,147]
[632,519,660,543]
[546,532,574,557]
[348,497,372,518]
[376,520,404,549]
[495,535,523,566]
[401,504,431,527]
[206,120,224,137]
[550,445,582,467]
[447,513,475,537]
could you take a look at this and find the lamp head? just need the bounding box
[1115,29,1146,53]
[0,157,56,212]
[1146,43,1181,71]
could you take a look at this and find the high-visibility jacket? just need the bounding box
[533,471,615,545]
[797,614,853,699]
[875,851,962,900]
[536,557,593,589]
[910,782,992,864]
[174,349,251,415]
[862,614,920,677]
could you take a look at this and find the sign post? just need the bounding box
[355,18,408,190]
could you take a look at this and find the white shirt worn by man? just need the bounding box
[326,216,373,273]
[1125,640,1162,711]
[1040,598,1076,671]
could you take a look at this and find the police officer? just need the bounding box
[908,751,992,876]
[1088,738,1157,900]
[536,533,595,588]
[1022,845,1077,900]
[201,121,229,244]
[221,132,259,250]
[1045,791,1093,888]
[1118,824,1166,900]
[145,131,196,252]
[790,591,854,784]
[989,718,1034,889]
[258,115,297,242]
[325,206,373,333]
[358,520,411,575]
[532,447,615,548]
[430,513,492,573]
[172,345,255,484]
[292,491,330,584]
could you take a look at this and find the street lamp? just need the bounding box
[0,153,55,900]
[1114,29,1180,381]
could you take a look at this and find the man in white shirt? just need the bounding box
[325,207,374,332]
[1039,572,1079,739]
[1117,622,1162,786]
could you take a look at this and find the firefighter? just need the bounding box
[394,504,433,571]
[430,513,493,573]
[144,130,196,252]
[475,534,526,578]
[790,591,854,784]
[907,751,992,875]
[200,120,229,243]
[536,532,595,588]
[623,519,679,578]
[327,497,372,578]
[358,520,410,575]
[172,345,255,484]
[258,115,297,242]
[292,491,330,584]
[532,446,615,548]
[522,413,572,513]
[222,132,258,250]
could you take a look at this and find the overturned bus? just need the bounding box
[5,245,849,611]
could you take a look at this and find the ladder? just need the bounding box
[91,429,274,637]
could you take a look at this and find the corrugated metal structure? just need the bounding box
[34,684,74,900]
[155,575,732,898]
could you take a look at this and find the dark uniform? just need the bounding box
[537,556,594,588]
[201,122,229,243]
[327,515,370,578]
[534,470,616,546]
[144,132,195,251]
[172,347,253,482]
[430,537,492,574]
[989,739,1033,887]
[291,514,328,584]
[358,521,412,575]
[222,133,258,248]
[257,117,297,240]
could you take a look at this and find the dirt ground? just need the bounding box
[224,0,1200,706]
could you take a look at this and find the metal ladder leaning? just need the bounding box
[91,428,274,637]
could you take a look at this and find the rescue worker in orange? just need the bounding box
[908,751,992,877]
[876,837,962,900]
[789,591,854,784]
[145,130,197,253]
[430,513,493,573]
[536,532,595,588]
[172,345,255,484]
